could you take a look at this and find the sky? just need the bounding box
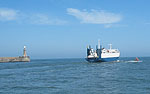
[0,0,150,58]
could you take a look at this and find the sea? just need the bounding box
[0,57,150,94]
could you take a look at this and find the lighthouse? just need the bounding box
[0,46,30,62]
[23,46,27,57]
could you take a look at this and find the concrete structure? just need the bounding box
[0,46,30,63]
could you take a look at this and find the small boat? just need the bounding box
[127,57,142,63]
[135,57,139,61]
[127,60,142,63]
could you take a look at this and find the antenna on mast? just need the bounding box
[98,39,100,49]
[108,44,112,49]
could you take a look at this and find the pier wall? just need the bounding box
[0,56,30,63]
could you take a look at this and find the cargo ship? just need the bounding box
[86,40,120,62]
[0,46,30,63]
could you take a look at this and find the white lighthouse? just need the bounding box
[23,46,27,57]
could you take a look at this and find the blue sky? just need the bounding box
[0,0,150,58]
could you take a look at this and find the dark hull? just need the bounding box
[86,57,119,62]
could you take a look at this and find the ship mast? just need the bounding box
[98,40,100,49]
[108,44,112,50]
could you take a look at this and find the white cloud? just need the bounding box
[0,8,67,25]
[104,24,128,28]
[0,8,18,21]
[104,24,113,28]
[29,14,67,25]
[67,8,122,24]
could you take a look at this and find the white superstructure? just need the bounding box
[101,45,120,58]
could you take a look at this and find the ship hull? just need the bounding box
[86,57,119,62]
[101,57,119,62]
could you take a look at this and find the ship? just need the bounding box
[0,46,30,63]
[86,40,120,62]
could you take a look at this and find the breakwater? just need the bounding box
[0,46,30,63]
[0,56,30,63]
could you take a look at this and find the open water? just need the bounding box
[0,57,150,94]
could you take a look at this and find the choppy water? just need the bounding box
[0,57,150,94]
